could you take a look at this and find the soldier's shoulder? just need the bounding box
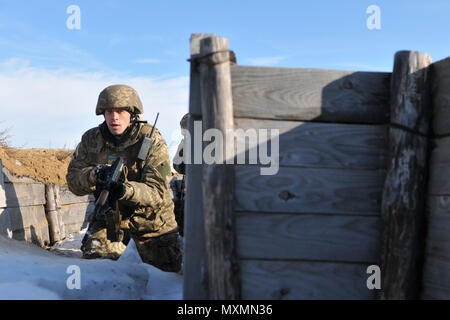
[140,123,165,143]
[80,126,102,144]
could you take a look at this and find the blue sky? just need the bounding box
[0,0,449,154]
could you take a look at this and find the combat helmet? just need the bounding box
[96,84,144,115]
[180,113,191,130]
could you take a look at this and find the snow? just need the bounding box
[0,230,183,300]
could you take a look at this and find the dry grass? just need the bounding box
[0,126,75,185]
[55,149,74,161]
[0,127,10,148]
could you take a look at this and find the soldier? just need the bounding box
[170,113,190,237]
[66,84,182,273]
[172,113,190,175]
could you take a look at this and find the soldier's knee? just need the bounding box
[135,232,182,273]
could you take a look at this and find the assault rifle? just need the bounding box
[81,157,124,247]
[92,157,125,218]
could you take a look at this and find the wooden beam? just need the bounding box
[4,182,45,207]
[431,57,450,136]
[231,65,390,124]
[198,35,240,299]
[236,212,380,263]
[234,118,388,170]
[45,183,62,244]
[240,260,376,300]
[4,205,50,247]
[183,33,214,300]
[428,136,450,195]
[379,51,432,300]
[60,202,93,234]
[235,165,385,215]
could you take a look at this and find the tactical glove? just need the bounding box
[94,164,112,186]
[109,181,126,202]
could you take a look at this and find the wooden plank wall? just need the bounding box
[59,186,93,235]
[0,159,49,247]
[0,159,94,247]
[422,57,450,299]
[231,65,391,299]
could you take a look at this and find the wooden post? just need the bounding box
[197,35,240,299]
[379,51,432,299]
[183,33,214,300]
[45,183,62,244]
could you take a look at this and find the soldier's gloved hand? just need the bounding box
[89,164,111,187]
[95,164,112,185]
[109,181,126,201]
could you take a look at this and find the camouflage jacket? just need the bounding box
[66,120,177,238]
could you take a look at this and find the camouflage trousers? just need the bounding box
[81,213,182,273]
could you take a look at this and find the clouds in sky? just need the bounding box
[0,57,189,159]
[246,56,287,66]
[135,59,161,64]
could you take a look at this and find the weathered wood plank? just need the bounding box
[0,207,12,238]
[231,65,390,124]
[7,205,47,231]
[431,57,450,136]
[236,212,380,263]
[59,186,93,205]
[11,225,50,248]
[426,195,450,217]
[183,33,214,300]
[234,166,385,215]
[379,51,432,300]
[424,196,450,265]
[428,137,450,195]
[2,206,50,247]
[421,254,450,299]
[234,118,388,170]
[423,211,450,260]
[60,202,93,234]
[390,51,432,135]
[198,35,240,300]
[46,183,62,243]
[4,182,46,207]
[240,260,376,300]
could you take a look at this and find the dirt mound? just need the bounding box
[0,147,73,186]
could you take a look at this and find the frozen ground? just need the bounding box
[0,230,183,300]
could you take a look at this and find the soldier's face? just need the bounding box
[104,108,131,136]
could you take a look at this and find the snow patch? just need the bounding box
[0,234,183,300]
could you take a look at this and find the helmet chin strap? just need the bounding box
[131,114,148,124]
[112,115,147,139]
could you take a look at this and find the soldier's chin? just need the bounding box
[109,126,124,136]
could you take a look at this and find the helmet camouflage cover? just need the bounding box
[96,84,144,115]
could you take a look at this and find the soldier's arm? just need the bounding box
[172,138,185,175]
[66,134,97,196]
[120,133,172,209]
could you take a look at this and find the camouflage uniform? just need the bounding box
[172,113,190,175]
[170,113,190,236]
[66,85,181,272]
